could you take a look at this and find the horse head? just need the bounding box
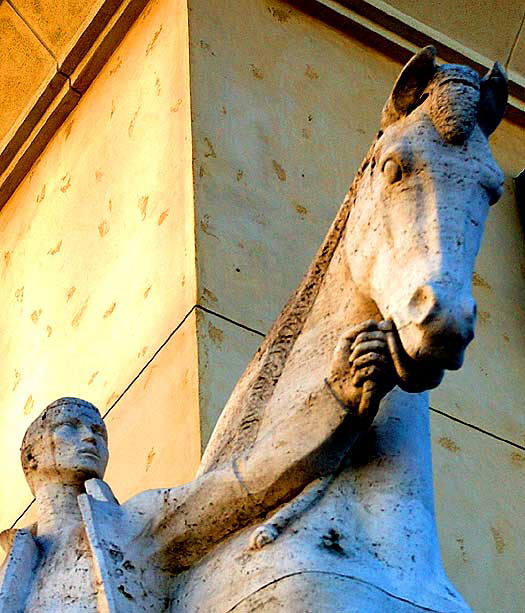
[345,46,507,391]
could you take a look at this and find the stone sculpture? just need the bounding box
[176,47,508,611]
[0,47,507,612]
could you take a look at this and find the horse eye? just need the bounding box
[382,159,402,184]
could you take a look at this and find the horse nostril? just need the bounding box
[408,285,440,325]
[408,286,476,342]
[398,285,477,368]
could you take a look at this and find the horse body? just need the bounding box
[172,48,507,611]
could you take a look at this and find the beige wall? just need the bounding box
[190,0,401,332]
[0,0,199,534]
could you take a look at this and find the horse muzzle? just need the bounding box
[393,282,476,374]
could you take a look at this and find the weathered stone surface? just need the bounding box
[0,0,153,210]
[104,310,201,501]
[0,41,511,613]
[189,0,403,334]
[0,2,55,145]
[0,323,368,609]
[196,309,264,451]
[191,0,525,456]
[188,48,506,612]
[11,0,110,65]
[230,573,433,612]
[176,316,525,612]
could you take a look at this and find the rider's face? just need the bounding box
[42,404,109,486]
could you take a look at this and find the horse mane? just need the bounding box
[198,142,376,475]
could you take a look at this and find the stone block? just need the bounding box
[0,2,55,145]
[11,0,115,69]
[196,308,264,450]
[431,410,525,613]
[104,309,201,502]
[190,0,401,333]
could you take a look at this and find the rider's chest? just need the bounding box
[25,527,97,612]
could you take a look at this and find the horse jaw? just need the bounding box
[345,111,503,390]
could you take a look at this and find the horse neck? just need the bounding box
[293,233,381,367]
[254,236,383,439]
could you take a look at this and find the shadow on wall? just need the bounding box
[514,170,525,239]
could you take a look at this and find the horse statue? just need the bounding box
[172,46,507,612]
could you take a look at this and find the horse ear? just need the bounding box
[381,46,437,129]
[478,62,508,137]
